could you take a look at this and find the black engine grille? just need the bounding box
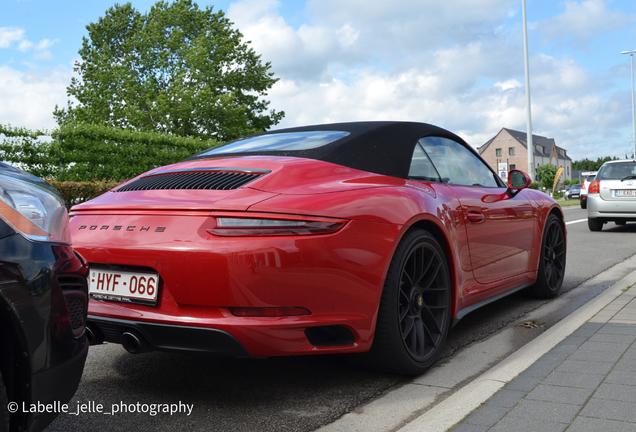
[115,168,269,192]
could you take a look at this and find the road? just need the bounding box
[45,205,636,432]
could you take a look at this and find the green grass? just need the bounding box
[556,199,581,207]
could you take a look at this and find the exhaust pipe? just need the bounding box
[85,323,104,345]
[120,331,151,354]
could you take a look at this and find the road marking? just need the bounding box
[566,218,587,225]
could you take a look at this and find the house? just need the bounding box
[477,128,572,184]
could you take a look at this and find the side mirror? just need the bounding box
[507,169,532,196]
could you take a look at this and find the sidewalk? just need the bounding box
[450,292,636,431]
[404,268,636,432]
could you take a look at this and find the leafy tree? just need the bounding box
[572,156,618,171]
[537,164,557,191]
[54,0,283,141]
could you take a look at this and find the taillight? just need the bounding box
[589,180,600,194]
[208,214,347,237]
[581,183,586,190]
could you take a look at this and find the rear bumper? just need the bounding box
[87,315,250,356]
[588,194,636,219]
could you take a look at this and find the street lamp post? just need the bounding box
[522,0,534,177]
[622,50,636,159]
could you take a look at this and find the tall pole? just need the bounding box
[522,0,534,178]
[631,52,636,159]
[622,50,636,159]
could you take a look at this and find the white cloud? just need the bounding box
[0,27,58,55]
[36,39,56,50]
[537,0,634,49]
[33,50,53,60]
[495,80,523,91]
[18,40,33,52]
[0,27,24,48]
[0,65,73,130]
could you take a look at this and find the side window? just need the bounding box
[419,137,500,187]
[408,144,441,182]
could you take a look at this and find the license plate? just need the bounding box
[89,268,159,305]
[614,190,636,197]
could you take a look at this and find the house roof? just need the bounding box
[478,128,571,161]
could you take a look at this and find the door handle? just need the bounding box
[467,211,485,223]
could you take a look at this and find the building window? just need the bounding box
[510,164,516,170]
[496,148,502,157]
[567,166,569,176]
[509,147,515,156]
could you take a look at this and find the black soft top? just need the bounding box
[188,121,471,179]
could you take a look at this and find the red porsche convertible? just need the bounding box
[69,121,565,375]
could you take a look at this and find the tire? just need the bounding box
[588,218,604,232]
[580,199,587,209]
[0,370,9,432]
[527,214,565,299]
[362,229,451,375]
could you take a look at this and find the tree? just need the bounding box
[54,0,283,141]
[572,156,618,172]
[537,164,557,191]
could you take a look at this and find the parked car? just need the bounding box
[0,163,89,431]
[580,172,598,209]
[69,121,566,375]
[565,184,582,200]
[587,160,636,231]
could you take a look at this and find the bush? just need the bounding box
[46,178,125,210]
[529,182,539,190]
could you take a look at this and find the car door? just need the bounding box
[417,136,535,284]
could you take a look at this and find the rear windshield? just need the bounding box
[194,131,350,157]
[598,162,636,180]
[585,175,596,182]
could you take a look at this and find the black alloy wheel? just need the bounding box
[363,229,451,375]
[527,214,566,298]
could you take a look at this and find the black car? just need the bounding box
[0,163,88,431]
[565,184,582,200]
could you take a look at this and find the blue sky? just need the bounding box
[2,0,636,161]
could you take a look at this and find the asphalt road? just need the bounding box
[45,205,636,432]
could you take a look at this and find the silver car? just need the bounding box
[580,171,597,209]
[587,160,636,231]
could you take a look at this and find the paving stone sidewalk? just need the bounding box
[451,288,636,432]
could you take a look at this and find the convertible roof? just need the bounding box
[188,121,470,179]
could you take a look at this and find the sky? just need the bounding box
[2,0,636,162]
